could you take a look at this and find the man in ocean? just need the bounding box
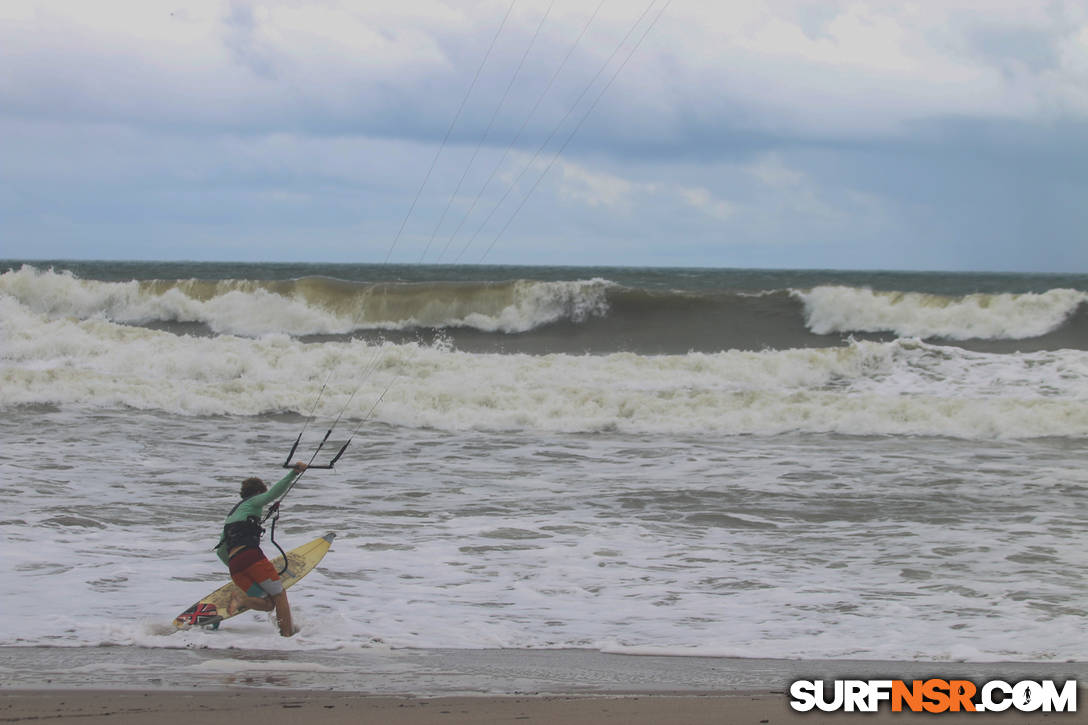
[215,461,308,637]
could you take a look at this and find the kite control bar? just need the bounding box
[281,430,350,470]
[281,372,394,472]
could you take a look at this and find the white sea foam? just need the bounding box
[2,294,1087,438]
[797,285,1087,339]
[1,412,1085,662]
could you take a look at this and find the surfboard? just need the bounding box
[173,532,336,630]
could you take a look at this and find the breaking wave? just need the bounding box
[2,266,1085,353]
[2,287,1086,439]
[0,265,611,337]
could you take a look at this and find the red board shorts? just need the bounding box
[228,547,285,598]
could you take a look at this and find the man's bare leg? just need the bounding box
[225,586,292,635]
[228,591,274,616]
[270,591,294,637]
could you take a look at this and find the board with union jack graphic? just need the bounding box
[173,532,335,630]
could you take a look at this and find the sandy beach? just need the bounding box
[3,647,1084,723]
[4,689,1087,724]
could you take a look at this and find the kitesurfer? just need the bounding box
[216,461,307,636]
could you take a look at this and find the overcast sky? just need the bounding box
[2,0,1086,271]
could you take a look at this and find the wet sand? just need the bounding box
[2,648,1085,723]
[3,689,1086,724]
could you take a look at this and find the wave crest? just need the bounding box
[797,285,1088,340]
[0,266,613,336]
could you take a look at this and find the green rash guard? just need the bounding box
[215,470,300,564]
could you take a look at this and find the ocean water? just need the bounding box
[1,261,1086,664]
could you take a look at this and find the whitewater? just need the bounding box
[1,261,1086,667]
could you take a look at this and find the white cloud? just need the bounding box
[646,0,1088,136]
[745,154,804,188]
[547,156,741,222]
[679,186,736,220]
[4,0,1087,138]
[553,159,636,208]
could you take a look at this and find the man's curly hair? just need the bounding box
[240,477,267,499]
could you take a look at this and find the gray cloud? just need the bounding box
[2,1,1086,270]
